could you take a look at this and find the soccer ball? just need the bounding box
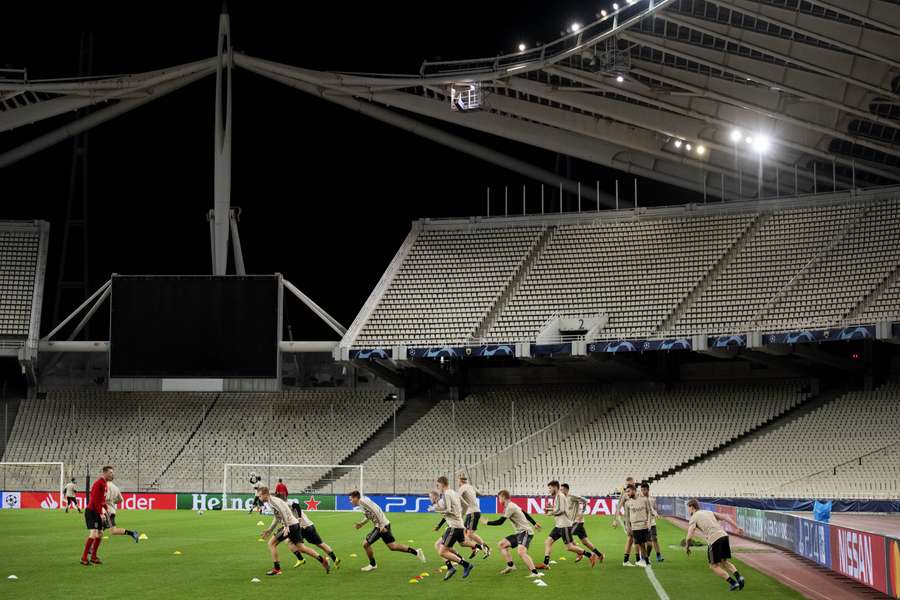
[197,509,205,515]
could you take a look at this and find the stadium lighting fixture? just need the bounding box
[696,145,706,156]
[745,136,753,146]
[600,9,608,17]
[685,143,693,152]
[730,129,742,142]
[518,43,527,52]
[613,3,620,9]
[627,0,636,4]
[753,135,771,154]
[616,74,625,83]
[570,22,582,33]
[674,140,682,149]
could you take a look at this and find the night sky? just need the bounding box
[2,1,695,345]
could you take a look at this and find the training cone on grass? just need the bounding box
[173,551,182,555]
[256,521,265,526]
[439,565,448,572]
[103,536,110,540]
[257,538,265,542]
[8,575,18,580]
[534,580,548,587]
[408,579,419,584]
[349,553,357,558]
[138,533,148,540]
[420,572,429,577]
[250,578,261,583]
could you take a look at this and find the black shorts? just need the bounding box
[708,537,732,565]
[441,527,466,548]
[632,528,650,545]
[66,497,78,506]
[571,523,588,540]
[549,526,574,544]
[464,512,481,531]
[505,531,534,549]
[276,523,303,545]
[84,509,104,531]
[366,524,395,545]
[107,513,117,528]
[302,525,323,546]
[649,525,658,541]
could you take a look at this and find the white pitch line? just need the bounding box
[644,566,671,600]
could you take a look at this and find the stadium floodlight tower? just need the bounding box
[211,5,233,275]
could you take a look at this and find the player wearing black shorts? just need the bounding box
[487,490,544,578]
[64,479,81,514]
[259,487,330,576]
[458,474,490,559]
[542,480,597,568]
[430,476,475,580]
[248,472,263,514]
[622,484,655,567]
[104,481,140,543]
[350,491,425,572]
[685,499,746,591]
[286,500,340,569]
[640,483,664,562]
[561,483,604,564]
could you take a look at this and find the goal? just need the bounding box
[222,463,364,510]
[0,462,65,509]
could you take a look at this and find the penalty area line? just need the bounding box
[644,566,671,600]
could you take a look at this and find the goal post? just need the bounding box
[222,463,364,511]
[0,462,64,509]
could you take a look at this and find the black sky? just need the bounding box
[1,1,696,344]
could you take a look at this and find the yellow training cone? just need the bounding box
[420,572,429,577]
[439,565,448,572]
[103,536,109,540]
[257,538,265,542]
[138,533,148,540]
[349,553,358,558]
[173,551,182,555]
[558,557,567,561]
[408,579,419,584]
[256,521,265,526]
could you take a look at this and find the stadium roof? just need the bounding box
[2,0,899,204]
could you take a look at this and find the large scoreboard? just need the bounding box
[109,275,280,387]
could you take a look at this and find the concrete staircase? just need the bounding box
[657,213,770,335]
[309,393,438,491]
[470,225,555,342]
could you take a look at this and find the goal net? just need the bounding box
[222,463,364,511]
[0,462,65,509]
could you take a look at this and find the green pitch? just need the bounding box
[0,510,804,600]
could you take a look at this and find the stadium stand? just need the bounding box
[330,386,600,494]
[0,221,48,352]
[347,193,900,348]
[652,380,900,499]
[353,226,544,347]
[1,389,396,493]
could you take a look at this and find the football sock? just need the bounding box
[328,551,337,561]
[317,556,325,564]
[734,571,742,579]
[727,577,736,586]
[583,551,593,558]
[124,530,135,537]
[91,537,102,558]
[406,548,417,556]
[369,558,376,567]
[623,554,629,563]
[544,555,550,564]
[507,561,514,567]
[274,561,280,570]
[531,569,538,574]
[293,551,304,561]
[81,538,93,561]
[459,560,471,568]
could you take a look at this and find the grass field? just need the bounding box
[0,510,805,600]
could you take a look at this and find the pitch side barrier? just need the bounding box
[658,497,900,596]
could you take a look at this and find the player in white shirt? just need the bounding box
[561,483,604,564]
[685,498,745,591]
[430,476,476,580]
[259,486,330,576]
[349,490,426,572]
[104,481,140,543]
[286,499,341,569]
[542,480,598,568]
[64,479,80,513]
[486,490,543,578]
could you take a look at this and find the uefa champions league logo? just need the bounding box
[4,494,18,508]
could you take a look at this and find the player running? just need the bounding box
[430,476,476,580]
[288,498,341,569]
[458,474,490,559]
[622,484,655,568]
[349,490,426,572]
[486,490,543,578]
[641,483,664,562]
[561,483,604,564]
[80,466,113,565]
[64,478,80,513]
[542,480,598,568]
[685,498,746,592]
[259,486,330,576]
[275,478,289,499]
[104,480,140,543]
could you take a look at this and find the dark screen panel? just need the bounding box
[110,275,279,378]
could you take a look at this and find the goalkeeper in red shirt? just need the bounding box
[81,466,116,565]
